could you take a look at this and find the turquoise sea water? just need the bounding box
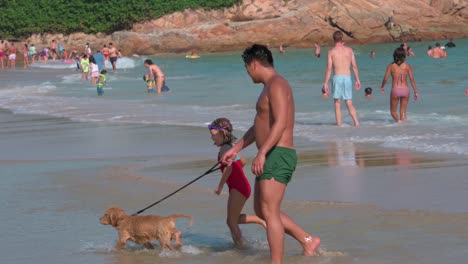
[1,39,467,155]
[1,39,468,264]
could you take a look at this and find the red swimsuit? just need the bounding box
[219,159,252,199]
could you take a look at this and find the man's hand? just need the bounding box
[251,153,266,176]
[220,147,238,167]
[355,80,361,90]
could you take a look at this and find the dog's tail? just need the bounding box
[168,213,193,227]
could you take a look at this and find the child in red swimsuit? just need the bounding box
[208,117,265,247]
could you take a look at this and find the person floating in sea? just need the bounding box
[427,46,433,57]
[364,87,373,98]
[279,44,285,54]
[370,50,376,58]
[208,117,266,248]
[445,39,456,48]
[322,31,361,127]
[430,43,447,59]
[380,47,418,123]
[314,42,321,58]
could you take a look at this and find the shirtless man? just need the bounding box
[323,31,361,127]
[221,44,320,264]
[8,43,17,68]
[431,43,447,59]
[144,59,166,94]
[108,43,118,72]
[50,40,57,60]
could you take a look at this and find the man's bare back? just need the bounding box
[254,75,295,150]
[329,45,354,76]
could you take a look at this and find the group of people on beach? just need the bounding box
[206,31,463,264]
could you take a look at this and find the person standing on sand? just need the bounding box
[322,31,361,127]
[221,44,320,264]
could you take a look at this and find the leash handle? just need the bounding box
[132,162,221,216]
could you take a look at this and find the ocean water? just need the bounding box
[1,39,467,264]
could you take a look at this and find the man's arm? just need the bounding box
[350,49,361,89]
[323,51,333,93]
[220,125,255,166]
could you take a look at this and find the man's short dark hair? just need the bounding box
[144,59,153,65]
[242,44,273,67]
[333,31,343,43]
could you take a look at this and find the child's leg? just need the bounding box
[399,96,410,121]
[227,189,249,246]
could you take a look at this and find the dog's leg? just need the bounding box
[159,237,173,251]
[173,230,182,249]
[116,241,126,250]
[143,242,154,249]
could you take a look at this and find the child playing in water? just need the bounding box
[97,70,107,96]
[208,118,266,247]
[143,74,155,93]
[80,54,90,81]
[380,47,418,123]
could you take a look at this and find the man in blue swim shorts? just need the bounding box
[323,31,361,127]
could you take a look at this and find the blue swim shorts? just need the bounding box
[332,75,353,100]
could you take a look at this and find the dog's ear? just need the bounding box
[109,207,127,227]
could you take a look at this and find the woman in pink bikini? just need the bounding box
[208,117,266,247]
[380,47,419,123]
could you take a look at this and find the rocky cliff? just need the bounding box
[27,0,468,54]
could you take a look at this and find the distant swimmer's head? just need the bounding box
[465,88,468,96]
[365,87,373,96]
[393,47,406,65]
[242,44,274,67]
[208,117,236,146]
[428,46,432,50]
[435,42,441,47]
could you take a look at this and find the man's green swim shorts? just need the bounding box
[256,146,297,185]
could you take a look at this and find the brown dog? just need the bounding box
[100,207,193,250]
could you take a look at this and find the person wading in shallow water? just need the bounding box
[221,44,320,264]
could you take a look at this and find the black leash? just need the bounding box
[132,162,221,216]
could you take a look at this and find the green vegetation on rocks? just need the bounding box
[0,0,240,39]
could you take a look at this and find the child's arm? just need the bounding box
[215,145,232,195]
[215,166,231,195]
[239,154,247,167]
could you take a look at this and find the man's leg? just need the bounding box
[258,178,286,264]
[334,99,342,126]
[345,99,359,127]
